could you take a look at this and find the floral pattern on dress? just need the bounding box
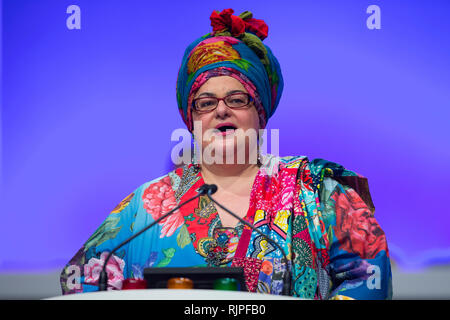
[332,186,388,260]
[110,193,134,214]
[60,155,392,300]
[142,176,184,238]
[84,252,125,290]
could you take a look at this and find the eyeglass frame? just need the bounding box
[191,92,254,113]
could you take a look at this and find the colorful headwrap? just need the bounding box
[176,9,284,131]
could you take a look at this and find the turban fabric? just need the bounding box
[176,9,284,131]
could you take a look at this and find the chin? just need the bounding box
[203,139,256,165]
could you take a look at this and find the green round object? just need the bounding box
[213,277,238,291]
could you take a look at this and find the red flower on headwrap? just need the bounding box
[210,9,268,41]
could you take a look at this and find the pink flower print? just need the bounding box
[276,174,295,211]
[84,252,125,290]
[280,185,294,209]
[142,176,184,238]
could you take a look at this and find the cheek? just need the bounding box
[245,107,261,131]
[192,114,211,144]
[192,113,207,130]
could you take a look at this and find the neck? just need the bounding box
[199,161,260,190]
[201,161,259,177]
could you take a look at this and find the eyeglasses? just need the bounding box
[192,92,254,113]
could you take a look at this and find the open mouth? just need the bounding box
[215,123,237,135]
[217,125,236,132]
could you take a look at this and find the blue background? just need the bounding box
[1,0,449,273]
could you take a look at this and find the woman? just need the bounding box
[60,9,392,300]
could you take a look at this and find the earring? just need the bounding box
[191,133,201,171]
[257,134,263,167]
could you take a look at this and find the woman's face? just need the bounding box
[191,76,260,165]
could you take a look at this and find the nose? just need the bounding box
[214,99,231,118]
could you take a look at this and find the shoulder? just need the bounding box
[267,154,374,212]
[262,154,359,175]
[263,154,359,178]
[308,158,375,215]
[134,173,172,194]
[129,165,191,203]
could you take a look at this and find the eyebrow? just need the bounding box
[195,89,246,98]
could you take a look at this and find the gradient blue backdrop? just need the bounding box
[1,0,449,273]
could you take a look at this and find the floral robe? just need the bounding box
[60,155,392,299]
